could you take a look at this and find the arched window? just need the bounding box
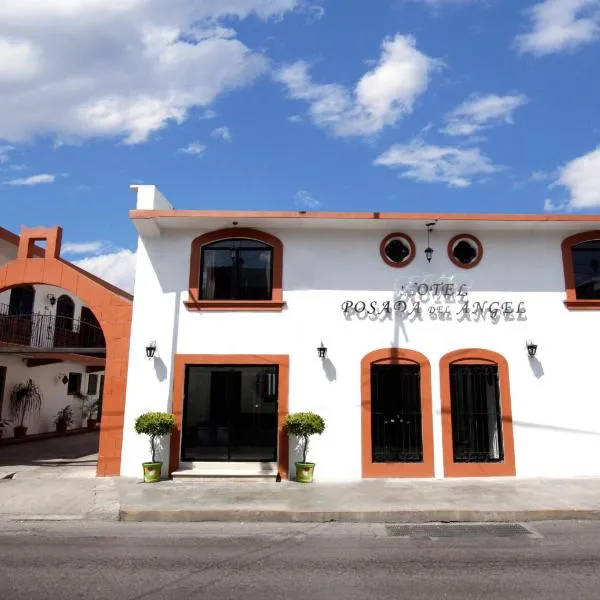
[440,349,515,477]
[186,228,284,311]
[55,295,75,331]
[562,232,600,309]
[361,348,434,478]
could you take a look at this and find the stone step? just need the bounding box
[172,461,278,480]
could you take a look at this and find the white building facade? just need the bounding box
[121,185,600,481]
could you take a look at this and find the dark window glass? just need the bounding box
[87,374,98,396]
[67,372,82,395]
[371,364,423,463]
[8,286,35,316]
[55,295,75,332]
[450,365,503,463]
[384,239,410,263]
[452,240,477,264]
[200,239,273,300]
[572,240,600,300]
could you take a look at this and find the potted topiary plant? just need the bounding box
[54,405,74,434]
[285,412,325,483]
[9,379,42,438]
[134,412,176,483]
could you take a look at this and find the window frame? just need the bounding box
[447,233,483,269]
[186,228,285,312]
[562,231,600,310]
[439,349,515,477]
[67,372,82,396]
[379,232,416,268]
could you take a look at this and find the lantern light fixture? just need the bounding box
[46,293,57,306]
[145,341,157,359]
[526,340,537,359]
[425,222,436,263]
[317,341,328,359]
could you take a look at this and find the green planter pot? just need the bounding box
[295,462,315,483]
[142,462,162,483]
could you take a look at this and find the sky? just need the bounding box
[0,0,599,292]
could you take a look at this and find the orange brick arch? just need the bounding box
[0,227,132,476]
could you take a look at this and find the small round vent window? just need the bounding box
[380,233,416,268]
[448,234,483,269]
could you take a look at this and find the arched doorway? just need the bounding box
[361,348,434,478]
[3,285,36,345]
[0,226,132,476]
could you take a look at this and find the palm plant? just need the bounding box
[9,379,42,430]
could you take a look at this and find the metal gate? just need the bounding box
[449,364,504,463]
[371,364,423,463]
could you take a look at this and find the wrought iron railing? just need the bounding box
[0,304,105,351]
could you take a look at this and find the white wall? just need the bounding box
[0,284,86,321]
[0,357,103,436]
[121,224,600,480]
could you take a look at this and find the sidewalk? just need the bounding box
[120,477,600,523]
[2,474,600,523]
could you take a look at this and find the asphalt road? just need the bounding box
[1,521,600,600]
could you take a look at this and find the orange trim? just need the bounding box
[361,348,434,478]
[131,209,600,223]
[379,233,416,268]
[170,354,290,479]
[17,227,62,260]
[187,228,284,310]
[0,257,132,477]
[440,349,516,478]
[448,233,483,269]
[562,231,600,311]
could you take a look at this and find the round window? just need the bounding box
[380,233,415,268]
[448,234,483,269]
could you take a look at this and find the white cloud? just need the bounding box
[543,198,566,211]
[62,240,110,255]
[4,173,55,186]
[178,142,206,157]
[0,0,299,144]
[405,0,480,5]
[294,190,321,208]
[530,169,556,181]
[550,147,600,208]
[441,93,528,137]
[275,34,441,137]
[374,139,500,187]
[211,126,232,141]
[74,249,137,294]
[287,115,303,123]
[199,109,217,120]
[516,0,600,56]
[0,145,14,163]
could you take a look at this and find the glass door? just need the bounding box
[182,365,278,462]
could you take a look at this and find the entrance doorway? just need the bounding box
[181,365,279,462]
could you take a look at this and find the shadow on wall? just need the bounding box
[321,358,336,382]
[144,229,569,296]
[528,357,544,379]
[153,356,168,382]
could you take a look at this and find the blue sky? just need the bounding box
[1,0,599,291]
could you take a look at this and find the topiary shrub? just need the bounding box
[134,412,176,463]
[285,412,325,464]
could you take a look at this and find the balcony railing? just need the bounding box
[0,304,105,351]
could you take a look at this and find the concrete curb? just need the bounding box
[118,508,600,523]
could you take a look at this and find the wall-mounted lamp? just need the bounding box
[145,341,157,359]
[46,294,57,306]
[56,373,68,385]
[317,341,328,359]
[424,222,436,263]
[526,340,538,359]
